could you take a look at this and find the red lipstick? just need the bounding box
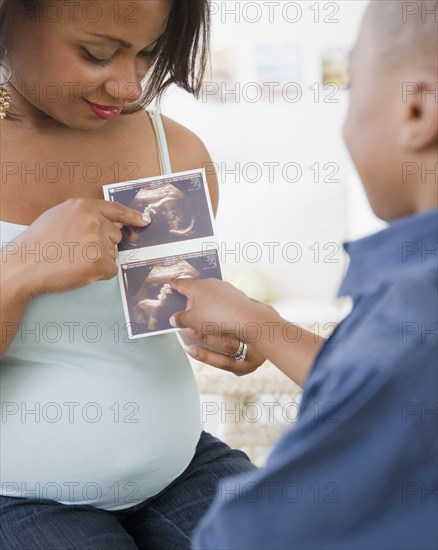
[84,100,123,120]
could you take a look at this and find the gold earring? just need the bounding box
[0,43,11,120]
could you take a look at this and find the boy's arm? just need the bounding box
[170,278,324,387]
[239,303,325,387]
[192,273,438,550]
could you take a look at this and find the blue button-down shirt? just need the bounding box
[193,209,438,550]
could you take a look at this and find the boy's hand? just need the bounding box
[169,278,253,334]
[169,278,266,376]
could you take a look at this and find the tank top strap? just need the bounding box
[147,109,172,175]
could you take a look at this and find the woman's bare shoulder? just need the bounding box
[160,115,213,172]
[125,110,218,212]
[161,115,218,212]
[120,112,211,165]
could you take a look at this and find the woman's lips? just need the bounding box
[84,100,123,120]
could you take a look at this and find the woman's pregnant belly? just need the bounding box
[0,267,201,511]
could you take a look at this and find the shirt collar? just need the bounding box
[339,209,438,299]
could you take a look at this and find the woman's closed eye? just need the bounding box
[81,47,157,69]
[81,47,115,67]
[139,42,159,59]
[138,50,155,63]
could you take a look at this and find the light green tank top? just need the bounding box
[0,111,201,511]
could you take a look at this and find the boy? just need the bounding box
[170,1,438,548]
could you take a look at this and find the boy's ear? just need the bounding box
[399,68,438,152]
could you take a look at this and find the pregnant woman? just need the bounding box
[0,1,258,548]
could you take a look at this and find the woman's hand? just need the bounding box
[9,198,150,296]
[169,278,268,376]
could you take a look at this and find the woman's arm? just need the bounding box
[169,278,324,387]
[0,252,34,358]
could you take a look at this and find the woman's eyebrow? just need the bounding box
[85,32,160,50]
[86,32,133,48]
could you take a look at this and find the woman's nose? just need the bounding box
[104,69,143,103]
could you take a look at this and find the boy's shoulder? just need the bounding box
[303,267,437,411]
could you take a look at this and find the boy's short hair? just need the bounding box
[369,0,438,69]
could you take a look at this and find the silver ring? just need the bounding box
[234,341,248,362]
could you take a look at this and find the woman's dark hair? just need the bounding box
[0,0,210,111]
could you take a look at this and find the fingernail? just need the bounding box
[169,316,177,328]
[181,328,196,337]
[141,212,151,225]
[188,347,199,358]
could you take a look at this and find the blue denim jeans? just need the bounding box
[0,432,255,549]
